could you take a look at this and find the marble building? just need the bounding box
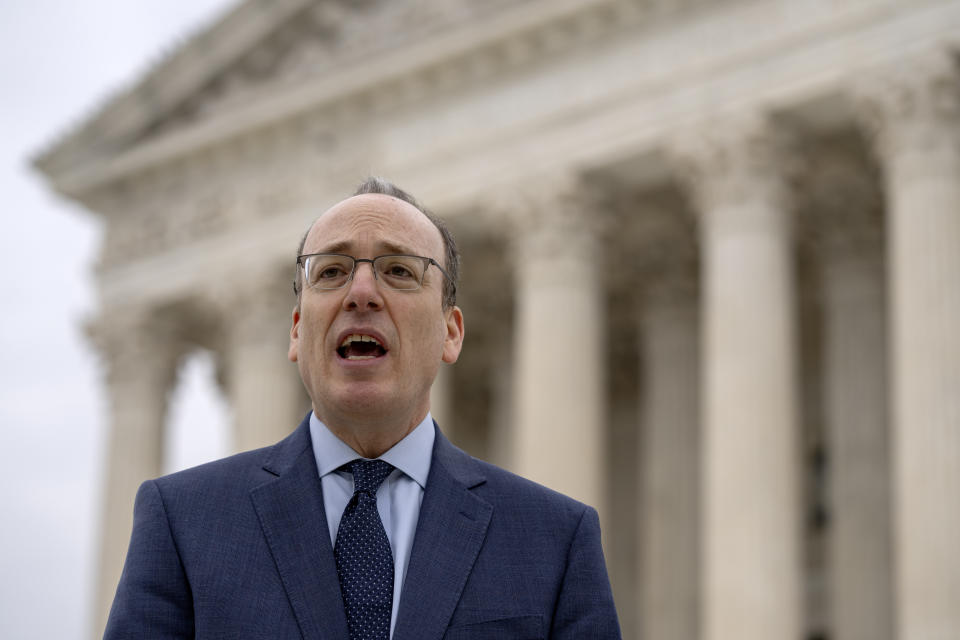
[35,0,960,638]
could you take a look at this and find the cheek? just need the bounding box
[301,299,335,335]
[426,317,449,355]
[297,313,331,359]
[401,316,444,357]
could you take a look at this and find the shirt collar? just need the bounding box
[309,411,434,489]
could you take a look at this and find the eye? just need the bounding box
[384,263,415,279]
[318,265,348,279]
[306,256,352,287]
[375,256,425,289]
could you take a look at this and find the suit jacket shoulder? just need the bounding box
[105,416,341,639]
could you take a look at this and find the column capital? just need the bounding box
[86,304,184,391]
[669,112,793,219]
[854,48,960,161]
[212,267,296,345]
[486,172,608,262]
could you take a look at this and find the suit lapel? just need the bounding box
[250,418,349,640]
[392,427,492,640]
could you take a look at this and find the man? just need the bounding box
[104,178,621,639]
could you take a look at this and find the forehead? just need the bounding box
[303,193,443,257]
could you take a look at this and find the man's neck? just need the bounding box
[315,405,428,459]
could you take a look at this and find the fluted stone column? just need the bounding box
[88,309,183,638]
[507,177,606,511]
[801,144,893,640]
[221,273,307,452]
[618,196,701,640]
[638,273,700,640]
[858,51,960,640]
[673,115,802,640]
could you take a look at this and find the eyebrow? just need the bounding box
[313,240,419,256]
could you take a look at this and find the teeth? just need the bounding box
[339,334,383,348]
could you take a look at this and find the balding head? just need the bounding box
[294,177,459,308]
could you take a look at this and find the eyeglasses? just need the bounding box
[297,253,454,293]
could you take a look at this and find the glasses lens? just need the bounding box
[374,255,427,290]
[304,255,354,289]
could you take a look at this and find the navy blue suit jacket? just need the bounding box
[104,417,621,639]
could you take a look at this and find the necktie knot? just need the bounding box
[349,459,394,496]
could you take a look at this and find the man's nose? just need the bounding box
[343,261,383,309]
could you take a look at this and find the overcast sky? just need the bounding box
[0,2,238,637]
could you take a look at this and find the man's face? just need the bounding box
[289,194,464,428]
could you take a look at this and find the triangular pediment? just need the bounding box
[34,0,526,179]
[34,0,311,176]
[140,0,527,138]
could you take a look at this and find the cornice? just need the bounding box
[38,0,675,199]
[33,0,312,176]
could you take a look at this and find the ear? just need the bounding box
[288,306,301,362]
[441,306,465,364]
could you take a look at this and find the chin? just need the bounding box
[326,384,397,416]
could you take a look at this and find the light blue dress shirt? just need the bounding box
[309,412,435,639]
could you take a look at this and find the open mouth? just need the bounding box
[337,334,388,360]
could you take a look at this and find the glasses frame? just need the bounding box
[296,252,455,294]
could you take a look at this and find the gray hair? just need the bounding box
[293,177,460,309]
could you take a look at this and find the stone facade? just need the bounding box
[35,1,960,638]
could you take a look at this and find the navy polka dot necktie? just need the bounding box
[335,459,395,640]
